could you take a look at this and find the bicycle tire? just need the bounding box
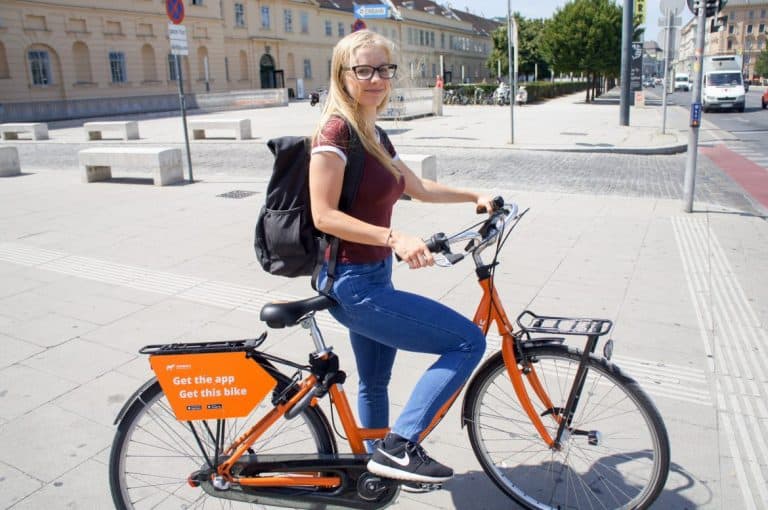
[109,377,336,510]
[463,345,670,510]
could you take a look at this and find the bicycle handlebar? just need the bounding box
[425,196,524,268]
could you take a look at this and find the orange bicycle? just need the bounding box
[109,197,670,509]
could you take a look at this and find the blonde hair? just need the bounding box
[314,30,400,178]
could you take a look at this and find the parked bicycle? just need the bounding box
[110,197,670,510]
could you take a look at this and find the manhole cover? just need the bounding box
[217,190,258,199]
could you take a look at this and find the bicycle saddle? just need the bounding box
[260,294,335,329]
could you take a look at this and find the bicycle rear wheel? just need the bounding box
[109,377,336,510]
[464,345,670,510]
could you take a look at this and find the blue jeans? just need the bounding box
[319,257,486,442]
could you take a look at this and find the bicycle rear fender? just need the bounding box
[114,377,158,425]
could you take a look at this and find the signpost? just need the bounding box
[659,0,684,134]
[166,0,193,183]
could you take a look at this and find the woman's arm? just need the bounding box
[396,159,495,211]
[309,152,436,269]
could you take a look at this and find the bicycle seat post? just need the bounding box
[300,312,329,354]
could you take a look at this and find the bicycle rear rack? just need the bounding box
[139,334,267,355]
[516,310,612,338]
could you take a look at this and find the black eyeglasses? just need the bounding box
[346,64,398,80]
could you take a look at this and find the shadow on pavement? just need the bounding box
[443,456,699,510]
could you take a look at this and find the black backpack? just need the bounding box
[254,124,368,292]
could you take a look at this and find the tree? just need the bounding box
[755,49,768,78]
[486,13,552,81]
[541,0,622,101]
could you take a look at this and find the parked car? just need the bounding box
[643,79,655,88]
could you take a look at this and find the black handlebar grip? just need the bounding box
[425,232,448,253]
[476,196,505,214]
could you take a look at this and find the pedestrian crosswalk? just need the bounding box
[723,140,768,169]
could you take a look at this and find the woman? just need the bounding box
[309,30,492,484]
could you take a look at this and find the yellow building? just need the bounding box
[0,0,498,121]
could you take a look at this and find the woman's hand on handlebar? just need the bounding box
[389,231,434,269]
[475,194,498,215]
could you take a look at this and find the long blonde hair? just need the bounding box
[314,30,400,178]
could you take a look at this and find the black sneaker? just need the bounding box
[367,434,453,483]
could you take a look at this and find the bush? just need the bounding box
[443,80,589,103]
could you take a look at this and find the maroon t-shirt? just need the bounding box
[311,116,405,264]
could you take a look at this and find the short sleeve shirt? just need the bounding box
[311,116,405,264]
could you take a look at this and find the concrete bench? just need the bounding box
[189,118,251,140]
[84,121,139,141]
[79,147,183,186]
[0,146,21,176]
[0,123,49,140]
[400,154,437,181]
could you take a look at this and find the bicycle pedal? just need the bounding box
[400,481,443,493]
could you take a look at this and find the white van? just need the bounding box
[674,73,690,91]
[702,55,745,113]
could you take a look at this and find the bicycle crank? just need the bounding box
[192,453,400,510]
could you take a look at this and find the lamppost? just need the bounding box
[507,0,518,144]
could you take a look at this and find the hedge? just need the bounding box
[443,80,590,103]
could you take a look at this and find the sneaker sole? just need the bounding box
[366,460,452,484]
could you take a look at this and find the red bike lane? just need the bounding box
[700,144,768,211]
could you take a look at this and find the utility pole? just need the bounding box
[661,9,673,134]
[619,0,634,125]
[682,2,709,213]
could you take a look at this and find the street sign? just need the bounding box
[634,0,647,24]
[166,0,185,25]
[660,0,684,14]
[353,4,390,19]
[169,23,188,56]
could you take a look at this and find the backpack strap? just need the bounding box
[311,122,369,294]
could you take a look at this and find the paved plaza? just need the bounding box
[1,93,767,509]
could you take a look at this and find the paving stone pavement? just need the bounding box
[0,92,767,509]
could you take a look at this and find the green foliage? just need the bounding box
[755,49,768,78]
[541,0,623,77]
[487,13,551,79]
[443,81,589,104]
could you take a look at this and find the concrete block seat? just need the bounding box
[0,146,21,176]
[188,118,251,140]
[399,154,436,181]
[0,123,49,140]
[79,147,183,186]
[84,121,139,140]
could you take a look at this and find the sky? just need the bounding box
[453,0,694,43]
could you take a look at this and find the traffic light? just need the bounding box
[710,14,728,32]
[687,0,728,17]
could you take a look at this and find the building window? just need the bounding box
[748,24,753,34]
[325,20,332,36]
[749,10,754,20]
[300,11,309,34]
[441,33,445,48]
[761,24,766,33]
[109,51,126,83]
[168,54,178,80]
[303,58,312,79]
[284,9,293,33]
[235,3,245,27]
[762,9,767,18]
[727,39,733,50]
[191,0,203,4]
[338,22,345,37]
[0,42,9,78]
[261,6,270,29]
[29,50,51,85]
[224,56,229,81]
[728,24,734,34]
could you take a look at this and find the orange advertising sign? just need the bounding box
[150,351,276,421]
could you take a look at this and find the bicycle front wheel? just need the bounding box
[464,345,670,510]
[109,378,336,510]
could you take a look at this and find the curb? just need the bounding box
[390,142,689,155]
